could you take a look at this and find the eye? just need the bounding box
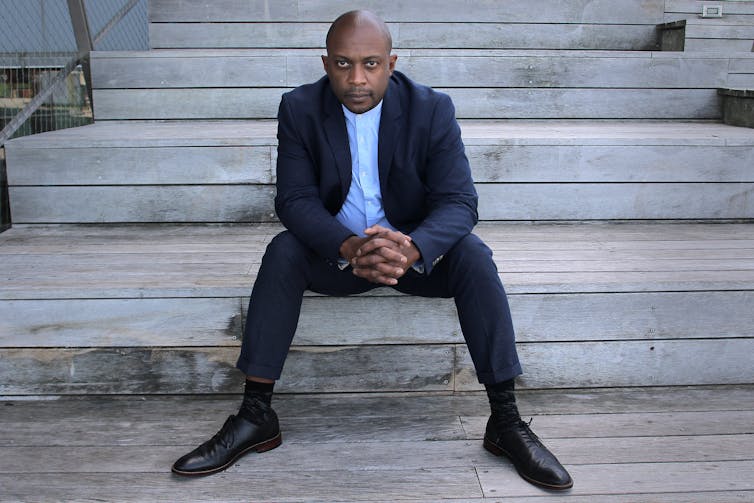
[336,60,349,68]
[365,60,378,68]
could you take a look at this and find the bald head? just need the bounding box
[321,10,397,113]
[326,10,392,55]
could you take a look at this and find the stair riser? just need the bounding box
[149,0,665,24]
[9,144,754,185]
[91,53,735,89]
[2,339,752,394]
[149,23,658,50]
[92,88,723,120]
[9,183,754,223]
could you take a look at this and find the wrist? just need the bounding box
[339,235,361,261]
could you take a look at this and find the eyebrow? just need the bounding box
[330,54,384,61]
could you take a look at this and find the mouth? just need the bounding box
[345,91,371,101]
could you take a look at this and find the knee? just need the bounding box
[263,231,310,266]
[445,234,497,274]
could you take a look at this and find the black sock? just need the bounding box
[238,379,274,424]
[485,378,521,426]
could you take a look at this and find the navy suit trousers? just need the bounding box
[236,231,522,385]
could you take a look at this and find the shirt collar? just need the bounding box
[341,100,383,124]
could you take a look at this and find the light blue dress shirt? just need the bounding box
[335,101,396,236]
[335,102,424,273]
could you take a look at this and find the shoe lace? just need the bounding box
[207,418,236,449]
[518,418,543,446]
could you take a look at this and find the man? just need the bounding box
[172,10,572,490]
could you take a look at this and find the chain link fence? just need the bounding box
[0,0,147,229]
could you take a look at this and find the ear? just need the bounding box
[321,55,329,73]
[388,54,398,74]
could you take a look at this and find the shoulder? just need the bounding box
[280,76,330,109]
[389,71,454,116]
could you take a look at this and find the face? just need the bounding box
[322,22,397,114]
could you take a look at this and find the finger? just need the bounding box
[353,260,406,278]
[352,266,399,286]
[357,240,407,262]
[351,247,408,267]
[364,226,412,247]
[357,237,401,257]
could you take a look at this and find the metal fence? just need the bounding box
[0,0,147,229]
[1,0,148,143]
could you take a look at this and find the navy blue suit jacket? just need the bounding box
[274,70,478,275]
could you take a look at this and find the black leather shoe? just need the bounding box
[484,417,573,490]
[172,413,281,476]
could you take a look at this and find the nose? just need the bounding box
[349,64,366,86]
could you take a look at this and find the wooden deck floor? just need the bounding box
[1,387,753,502]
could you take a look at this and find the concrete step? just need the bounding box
[6,120,754,223]
[2,222,753,394]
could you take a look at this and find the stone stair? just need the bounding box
[2,0,754,396]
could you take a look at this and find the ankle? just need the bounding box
[485,378,521,425]
[238,379,275,424]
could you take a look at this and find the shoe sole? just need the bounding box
[483,436,573,490]
[171,432,282,477]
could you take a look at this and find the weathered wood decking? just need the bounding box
[2,222,754,395]
[1,387,753,501]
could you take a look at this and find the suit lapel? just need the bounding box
[322,86,352,203]
[378,79,402,194]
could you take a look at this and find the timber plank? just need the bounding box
[4,291,753,347]
[148,24,657,50]
[9,185,277,224]
[7,145,275,185]
[0,469,484,502]
[148,0,665,24]
[477,461,754,497]
[476,182,754,220]
[11,143,754,186]
[2,434,751,474]
[3,410,752,447]
[666,0,754,16]
[93,52,730,89]
[3,386,752,421]
[90,88,721,120]
[7,120,754,149]
[2,339,752,394]
[456,339,754,390]
[11,181,754,223]
[0,345,455,395]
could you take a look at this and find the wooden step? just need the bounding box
[1,222,753,394]
[149,0,665,24]
[2,388,753,500]
[6,120,754,223]
[90,49,739,89]
[88,49,735,121]
[148,0,661,51]
[91,87,722,120]
[661,18,754,52]
[149,22,658,51]
[148,0,662,53]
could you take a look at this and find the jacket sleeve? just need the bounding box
[408,93,479,275]
[274,93,355,260]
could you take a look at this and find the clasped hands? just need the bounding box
[339,225,421,286]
